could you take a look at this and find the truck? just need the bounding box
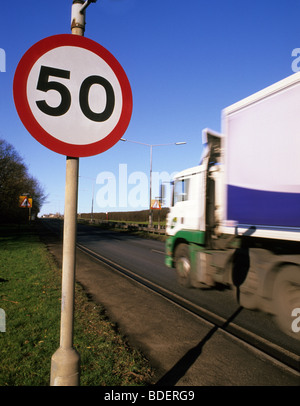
[165,72,300,340]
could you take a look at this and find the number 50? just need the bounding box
[36,65,115,122]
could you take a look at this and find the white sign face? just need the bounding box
[13,35,132,157]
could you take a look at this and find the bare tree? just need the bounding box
[0,139,46,222]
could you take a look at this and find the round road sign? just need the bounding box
[13,34,133,157]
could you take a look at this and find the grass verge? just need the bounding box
[0,223,154,386]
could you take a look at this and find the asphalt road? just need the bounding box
[75,222,300,356]
[41,219,300,386]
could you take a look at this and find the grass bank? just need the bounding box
[0,223,154,386]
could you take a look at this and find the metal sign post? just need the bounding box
[50,0,94,386]
[50,157,80,386]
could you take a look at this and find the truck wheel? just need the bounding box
[174,244,192,287]
[272,265,300,340]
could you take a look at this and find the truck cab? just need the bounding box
[165,129,225,286]
[166,164,206,238]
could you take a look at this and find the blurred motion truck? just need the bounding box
[165,72,300,339]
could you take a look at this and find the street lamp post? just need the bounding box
[120,138,186,227]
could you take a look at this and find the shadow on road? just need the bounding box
[155,306,243,386]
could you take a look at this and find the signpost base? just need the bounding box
[50,347,80,386]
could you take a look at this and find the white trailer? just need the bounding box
[165,72,300,340]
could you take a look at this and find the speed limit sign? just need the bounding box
[13,34,133,157]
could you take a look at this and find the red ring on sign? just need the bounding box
[13,34,133,157]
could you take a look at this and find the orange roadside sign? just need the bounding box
[19,196,32,208]
[151,199,161,210]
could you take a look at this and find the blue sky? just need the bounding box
[1,0,300,215]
